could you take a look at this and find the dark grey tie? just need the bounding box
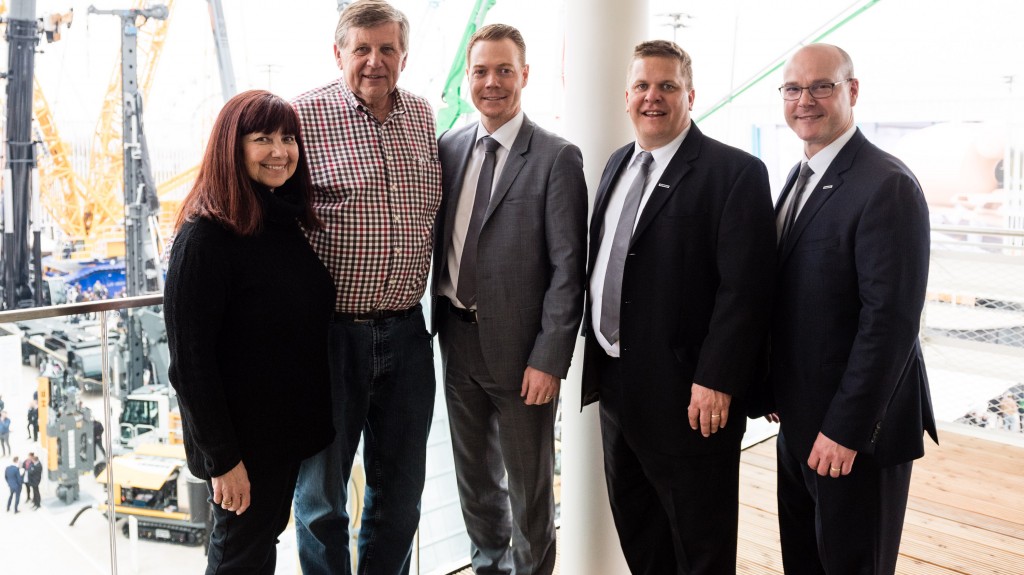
[457,136,501,308]
[600,151,654,344]
[779,162,814,246]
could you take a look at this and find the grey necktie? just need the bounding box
[779,162,814,246]
[457,136,500,308]
[600,151,654,344]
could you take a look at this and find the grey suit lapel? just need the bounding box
[484,117,535,222]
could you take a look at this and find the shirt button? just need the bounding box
[393,215,401,223]
[386,154,394,160]
[395,247,403,255]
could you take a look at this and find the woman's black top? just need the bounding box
[164,182,335,480]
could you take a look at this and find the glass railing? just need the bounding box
[3,223,1023,573]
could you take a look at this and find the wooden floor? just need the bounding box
[451,427,1024,574]
[740,428,1024,574]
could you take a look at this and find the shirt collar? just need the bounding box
[632,123,691,168]
[475,110,525,151]
[805,124,857,174]
[339,79,406,121]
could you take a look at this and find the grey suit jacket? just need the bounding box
[431,115,588,388]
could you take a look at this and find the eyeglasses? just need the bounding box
[778,80,851,101]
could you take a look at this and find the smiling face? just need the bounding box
[626,56,694,151]
[334,21,407,113]
[467,38,529,133]
[242,130,298,190]
[782,44,859,158]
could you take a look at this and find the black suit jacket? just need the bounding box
[581,123,777,456]
[769,129,938,467]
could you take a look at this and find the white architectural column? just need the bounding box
[561,1,647,573]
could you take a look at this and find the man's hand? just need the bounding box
[521,366,560,406]
[212,460,250,515]
[687,383,732,437]
[807,432,857,478]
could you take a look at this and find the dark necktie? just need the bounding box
[457,136,500,308]
[779,162,814,246]
[600,151,654,344]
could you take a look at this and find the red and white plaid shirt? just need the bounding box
[294,79,441,313]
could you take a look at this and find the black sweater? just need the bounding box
[164,183,335,480]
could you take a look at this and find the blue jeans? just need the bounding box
[294,306,435,575]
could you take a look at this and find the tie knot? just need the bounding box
[636,151,653,169]
[480,136,500,154]
[798,162,813,179]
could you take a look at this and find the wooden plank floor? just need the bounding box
[451,428,1024,574]
[739,429,1024,575]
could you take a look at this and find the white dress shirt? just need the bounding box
[440,111,525,309]
[590,125,691,357]
[776,124,857,236]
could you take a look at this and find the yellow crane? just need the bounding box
[30,0,180,258]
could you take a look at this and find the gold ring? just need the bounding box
[829,467,841,473]
[545,396,553,401]
[223,500,233,506]
[711,414,721,419]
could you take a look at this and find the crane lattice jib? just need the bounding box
[83,0,174,239]
[32,80,91,238]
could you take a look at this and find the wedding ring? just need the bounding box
[711,414,721,419]
[223,500,233,506]
[829,467,841,473]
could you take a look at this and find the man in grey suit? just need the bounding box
[431,23,587,575]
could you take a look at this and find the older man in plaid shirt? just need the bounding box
[291,1,441,573]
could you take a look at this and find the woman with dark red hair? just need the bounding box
[164,90,335,574]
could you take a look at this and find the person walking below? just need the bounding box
[27,401,39,442]
[0,411,12,456]
[6,456,23,513]
[25,453,42,509]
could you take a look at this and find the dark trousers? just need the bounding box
[439,303,557,575]
[205,459,301,575]
[7,486,21,512]
[777,430,913,575]
[24,482,40,507]
[598,354,741,575]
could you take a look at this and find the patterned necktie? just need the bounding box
[600,151,654,344]
[457,136,501,308]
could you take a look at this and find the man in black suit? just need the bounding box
[769,43,938,574]
[581,40,776,574]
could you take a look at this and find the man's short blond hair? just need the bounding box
[630,40,693,89]
[335,0,410,54]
